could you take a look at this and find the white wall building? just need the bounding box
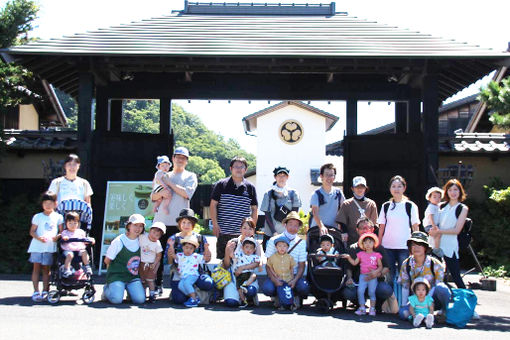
[243,101,340,214]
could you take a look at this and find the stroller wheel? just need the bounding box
[82,290,95,304]
[47,290,61,304]
[316,298,331,314]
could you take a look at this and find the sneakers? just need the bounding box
[413,314,425,327]
[425,314,434,328]
[368,307,376,316]
[84,265,93,275]
[156,285,163,297]
[184,297,199,308]
[63,269,73,278]
[31,292,42,302]
[239,300,248,309]
[355,307,366,316]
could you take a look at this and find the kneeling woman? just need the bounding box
[222,217,264,307]
[166,208,212,304]
[103,214,146,304]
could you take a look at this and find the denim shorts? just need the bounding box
[29,252,54,265]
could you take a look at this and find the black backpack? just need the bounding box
[382,201,414,230]
[439,202,472,250]
[308,188,344,226]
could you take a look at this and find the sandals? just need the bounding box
[31,291,42,302]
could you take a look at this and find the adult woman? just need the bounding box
[377,175,420,281]
[429,179,468,289]
[223,217,264,307]
[166,208,212,304]
[398,231,450,319]
[103,214,146,304]
[336,176,378,245]
[260,166,301,250]
[48,153,93,204]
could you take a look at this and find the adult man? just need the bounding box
[310,163,345,236]
[263,211,310,307]
[151,146,198,294]
[340,217,393,311]
[210,156,258,259]
[336,176,378,245]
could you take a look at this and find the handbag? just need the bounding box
[445,288,477,328]
[211,265,232,290]
[271,190,292,222]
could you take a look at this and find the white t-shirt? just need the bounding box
[265,234,307,274]
[105,234,140,260]
[377,200,420,249]
[48,176,93,204]
[175,253,204,278]
[27,212,63,253]
[139,233,163,263]
[422,203,439,227]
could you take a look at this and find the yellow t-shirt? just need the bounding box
[267,253,296,282]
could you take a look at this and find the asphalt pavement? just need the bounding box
[0,273,509,340]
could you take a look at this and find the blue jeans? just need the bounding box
[399,282,451,319]
[262,277,310,298]
[178,275,199,296]
[358,274,378,306]
[104,278,145,304]
[385,248,409,282]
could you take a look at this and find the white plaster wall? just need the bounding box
[19,105,39,130]
[255,105,328,214]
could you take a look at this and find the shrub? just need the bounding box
[0,193,40,273]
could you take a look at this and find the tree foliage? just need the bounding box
[479,76,510,130]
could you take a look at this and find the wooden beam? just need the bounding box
[346,99,357,136]
[109,100,123,132]
[77,72,94,180]
[422,73,439,186]
[160,97,171,136]
[395,101,408,134]
[408,97,421,133]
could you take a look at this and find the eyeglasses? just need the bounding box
[232,165,246,170]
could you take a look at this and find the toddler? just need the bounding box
[316,234,339,267]
[409,278,435,328]
[342,232,382,316]
[27,191,63,302]
[152,155,173,214]
[61,212,95,277]
[232,237,260,307]
[423,187,444,258]
[139,222,165,303]
[168,235,205,307]
[266,236,297,310]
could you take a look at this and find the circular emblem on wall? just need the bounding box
[279,120,303,144]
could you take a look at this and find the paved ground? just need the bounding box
[0,273,509,340]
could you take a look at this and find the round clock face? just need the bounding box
[279,120,303,144]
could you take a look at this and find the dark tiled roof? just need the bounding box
[3,130,78,151]
[439,132,510,154]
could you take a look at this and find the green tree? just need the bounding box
[121,99,160,133]
[187,155,225,184]
[479,76,510,130]
[54,88,77,129]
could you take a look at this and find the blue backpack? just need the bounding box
[445,288,478,328]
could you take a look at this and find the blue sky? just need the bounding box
[4,0,508,153]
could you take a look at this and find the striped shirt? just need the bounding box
[57,199,93,231]
[211,177,257,235]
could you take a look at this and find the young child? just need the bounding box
[423,187,444,258]
[61,212,95,277]
[139,222,165,303]
[27,191,63,302]
[152,155,173,214]
[409,278,435,328]
[341,233,383,316]
[232,237,261,307]
[168,235,205,307]
[316,234,340,267]
[266,236,297,310]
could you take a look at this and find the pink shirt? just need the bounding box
[357,251,382,274]
[61,229,87,252]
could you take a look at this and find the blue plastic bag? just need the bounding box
[445,288,477,328]
[277,282,294,308]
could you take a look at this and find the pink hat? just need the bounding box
[358,232,379,250]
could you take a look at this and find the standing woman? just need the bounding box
[103,214,146,304]
[429,179,468,289]
[260,166,301,250]
[48,153,93,205]
[377,175,420,281]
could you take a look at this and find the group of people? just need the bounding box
[27,149,474,327]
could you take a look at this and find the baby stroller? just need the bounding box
[47,199,96,304]
[307,227,347,313]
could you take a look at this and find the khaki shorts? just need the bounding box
[139,262,157,282]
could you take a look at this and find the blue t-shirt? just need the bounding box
[409,294,434,316]
[310,187,344,228]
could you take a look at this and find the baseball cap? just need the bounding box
[173,146,190,158]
